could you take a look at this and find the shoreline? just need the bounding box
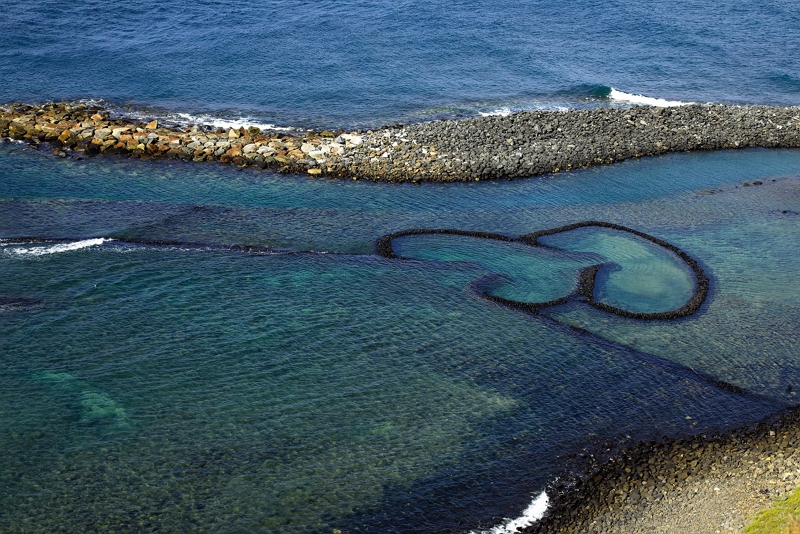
[523,404,800,533]
[2,102,799,182]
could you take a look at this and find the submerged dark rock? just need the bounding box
[0,296,42,310]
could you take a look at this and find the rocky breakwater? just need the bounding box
[0,102,365,175]
[368,104,800,182]
[2,102,800,182]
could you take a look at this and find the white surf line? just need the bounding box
[5,238,110,256]
[478,104,571,117]
[172,112,297,132]
[471,491,549,534]
[609,88,693,107]
[479,107,514,117]
[128,110,297,132]
[76,98,298,133]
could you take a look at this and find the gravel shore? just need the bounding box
[524,406,800,534]
[2,102,799,182]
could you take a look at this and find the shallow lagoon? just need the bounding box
[1,144,799,532]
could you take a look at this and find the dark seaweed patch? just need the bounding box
[0,296,42,310]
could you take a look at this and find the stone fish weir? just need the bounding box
[375,222,778,401]
[2,102,800,182]
[376,222,800,533]
[377,221,709,320]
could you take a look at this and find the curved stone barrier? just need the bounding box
[2,101,799,182]
[376,221,709,320]
[375,224,776,405]
[7,222,708,320]
[520,221,709,319]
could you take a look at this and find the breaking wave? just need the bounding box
[3,238,109,257]
[609,88,692,107]
[471,492,549,534]
[77,99,298,133]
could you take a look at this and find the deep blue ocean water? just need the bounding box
[1,1,800,532]
[1,0,799,128]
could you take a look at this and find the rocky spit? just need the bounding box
[523,405,800,534]
[2,102,800,182]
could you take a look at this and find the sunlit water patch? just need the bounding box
[1,143,799,532]
[538,226,696,314]
[391,233,598,304]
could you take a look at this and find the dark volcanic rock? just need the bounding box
[522,405,800,534]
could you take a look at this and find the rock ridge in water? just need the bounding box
[2,102,800,182]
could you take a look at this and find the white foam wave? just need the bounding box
[5,238,109,257]
[172,112,296,132]
[77,98,107,108]
[114,108,297,133]
[609,88,692,107]
[478,103,571,117]
[73,97,298,133]
[479,107,513,117]
[471,491,549,534]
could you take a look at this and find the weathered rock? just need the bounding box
[111,127,130,139]
[4,101,799,180]
[522,405,800,534]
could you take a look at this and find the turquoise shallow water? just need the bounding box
[1,143,800,532]
[539,227,697,314]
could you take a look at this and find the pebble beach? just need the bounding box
[526,406,800,533]
[2,102,799,182]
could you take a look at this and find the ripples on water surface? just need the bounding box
[0,143,799,532]
[2,0,800,530]
[1,0,799,127]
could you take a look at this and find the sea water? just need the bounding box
[2,0,800,531]
[1,0,799,128]
[1,143,799,532]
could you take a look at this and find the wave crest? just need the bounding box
[471,491,549,534]
[4,238,109,257]
[609,88,692,107]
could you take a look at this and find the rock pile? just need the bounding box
[2,102,799,182]
[0,102,361,176]
[524,405,800,534]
